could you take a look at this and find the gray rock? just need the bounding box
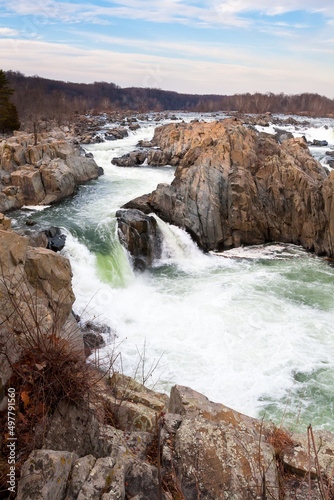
[77,456,120,500]
[116,209,162,271]
[65,454,96,499]
[16,449,78,500]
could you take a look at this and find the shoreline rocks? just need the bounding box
[15,375,334,499]
[0,131,101,212]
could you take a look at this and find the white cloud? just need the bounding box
[2,0,333,29]
[0,37,333,97]
[0,27,19,36]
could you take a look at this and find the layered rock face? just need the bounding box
[126,119,334,256]
[0,131,100,212]
[0,215,83,410]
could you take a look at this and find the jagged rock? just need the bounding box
[16,228,49,248]
[44,226,66,252]
[116,209,162,271]
[16,449,78,500]
[65,455,96,500]
[112,150,147,167]
[0,134,100,210]
[45,401,101,457]
[105,373,168,433]
[0,223,84,409]
[125,119,334,257]
[121,193,152,214]
[274,128,294,143]
[169,385,278,499]
[74,457,117,500]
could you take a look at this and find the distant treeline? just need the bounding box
[5,71,334,123]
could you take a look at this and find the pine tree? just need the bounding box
[0,70,20,133]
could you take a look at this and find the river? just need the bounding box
[10,112,334,432]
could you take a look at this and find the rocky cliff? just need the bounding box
[123,119,334,257]
[14,374,334,499]
[0,215,83,412]
[0,131,100,212]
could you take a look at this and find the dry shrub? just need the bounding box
[267,427,295,460]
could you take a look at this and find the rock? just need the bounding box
[121,193,152,214]
[44,226,66,252]
[326,150,334,157]
[97,166,104,176]
[125,461,163,500]
[65,455,96,500]
[124,119,334,257]
[169,385,278,499]
[105,373,169,433]
[137,140,153,148]
[45,401,101,458]
[17,229,49,248]
[312,140,328,147]
[16,449,78,500]
[112,151,147,167]
[74,457,118,500]
[274,128,294,143]
[116,209,162,271]
[0,134,100,210]
[83,331,105,357]
[0,225,84,409]
[284,429,334,480]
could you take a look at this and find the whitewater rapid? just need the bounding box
[11,112,334,431]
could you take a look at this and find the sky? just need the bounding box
[0,1,334,97]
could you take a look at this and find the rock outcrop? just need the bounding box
[0,215,83,411]
[15,376,334,499]
[116,209,162,271]
[0,132,100,212]
[125,119,334,256]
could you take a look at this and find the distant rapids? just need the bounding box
[10,112,334,432]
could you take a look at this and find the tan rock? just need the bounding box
[11,168,46,204]
[128,119,334,257]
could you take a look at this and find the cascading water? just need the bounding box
[9,112,334,432]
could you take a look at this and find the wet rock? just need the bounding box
[312,140,328,147]
[116,209,162,271]
[137,140,153,148]
[97,166,104,176]
[274,128,294,143]
[121,193,152,214]
[44,226,66,252]
[112,150,147,167]
[125,119,334,257]
[16,449,78,500]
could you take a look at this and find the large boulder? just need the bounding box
[126,119,334,256]
[116,209,162,271]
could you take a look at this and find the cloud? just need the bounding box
[0,27,20,36]
[0,37,333,97]
[2,0,333,30]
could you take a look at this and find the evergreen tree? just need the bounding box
[0,70,20,133]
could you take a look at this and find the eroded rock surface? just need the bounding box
[116,209,162,271]
[126,119,334,256]
[0,132,100,211]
